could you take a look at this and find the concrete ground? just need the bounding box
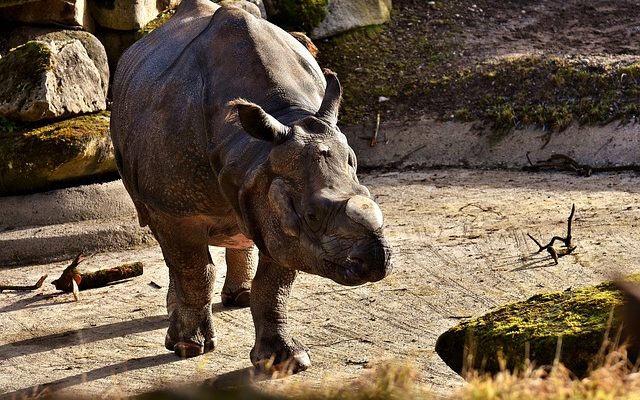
[2,169,640,398]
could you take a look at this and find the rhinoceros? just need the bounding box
[110,0,392,372]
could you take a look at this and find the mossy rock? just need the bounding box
[0,112,117,195]
[435,277,640,378]
[0,40,106,122]
[7,27,110,96]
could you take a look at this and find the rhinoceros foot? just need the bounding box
[250,335,311,374]
[221,288,251,308]
[165,305,216,358]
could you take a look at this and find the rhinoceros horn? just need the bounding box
[233,99,291,145]
[316,70,342,127]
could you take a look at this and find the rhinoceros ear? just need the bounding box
[316,69,342,127]
[231,99,291,145]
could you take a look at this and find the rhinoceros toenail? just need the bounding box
[174,342,203,358]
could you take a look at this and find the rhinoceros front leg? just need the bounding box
[221,247,257,307]
[250,256,310,373]
[152,219,217,358]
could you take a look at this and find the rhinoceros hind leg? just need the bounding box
[150,216,217,358]
[221,247,257,308]
[249,257,311,373]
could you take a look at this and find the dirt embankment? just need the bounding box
[318,0,640,170]
[319,0,640,127]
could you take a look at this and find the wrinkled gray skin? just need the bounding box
[111,0,392,373]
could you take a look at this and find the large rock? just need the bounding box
[0,112,116,195]
[0,0,93,30]
[0,40,106,122]
[311,0,392,39]
[6,27,109,95]
[434,279,636,378]
[89,0,178,30]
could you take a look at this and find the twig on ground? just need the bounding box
[52,253,144,295]
[527,204,577,264]
[370,111,381,147]
[523,153,592,176]
[0,274,48,293]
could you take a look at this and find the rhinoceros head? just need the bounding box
[231,71,391,286]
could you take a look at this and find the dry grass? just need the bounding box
[269,348,640,400]
[460,350,640,400]
[275,362,431,400]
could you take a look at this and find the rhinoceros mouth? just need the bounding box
[323,258,369,286]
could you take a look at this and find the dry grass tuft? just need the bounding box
[271,347,640,400]
[460,349,640,400]
[275,361,430,400]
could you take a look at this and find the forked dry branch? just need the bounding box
[527,204,577,264]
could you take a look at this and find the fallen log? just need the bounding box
[52,253,143,293]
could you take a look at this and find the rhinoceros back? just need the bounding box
[110,0,326,221]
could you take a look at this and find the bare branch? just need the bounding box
[0,274,48,292]
[526,204,577,263]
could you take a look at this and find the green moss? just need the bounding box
[487,104,516,143]
[22,111,110,141]
[268,0,328,32]
[8,40,54,72]
[436,275,640,378]
[453,108,473,122]
[425,56,640,139]
[0,116,21,134]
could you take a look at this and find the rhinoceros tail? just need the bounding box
[132,201,151,228]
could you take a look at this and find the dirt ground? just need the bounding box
[2,169,640,398]
[450,0,640,63]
